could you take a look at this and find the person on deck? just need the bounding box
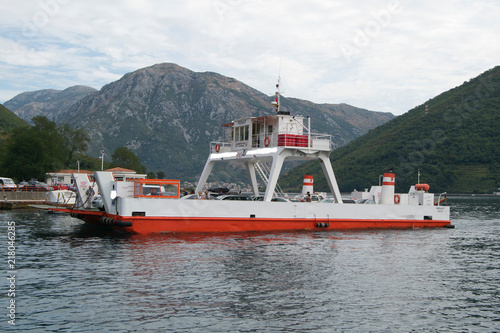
[86,186,95,208]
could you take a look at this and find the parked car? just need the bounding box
[51,183,70,190]
[18,180,53,191]
[0,177,17,190]
[181,193,219,200]
[358,199,375,204]
[208,187,230,197]
[92,195,105,211]
[217,195,252,201]
[180,194,198,200]
[295,194,324,202]
[252,196,291,202]
[318,198,368,204]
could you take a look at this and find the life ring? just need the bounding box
[264,136,270,147]
[394,194,401,204]
[415,183,430,191]
[215,144,220,153]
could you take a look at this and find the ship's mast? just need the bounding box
[271,76,281,113]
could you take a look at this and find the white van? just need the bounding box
[0,177,17,190]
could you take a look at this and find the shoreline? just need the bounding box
[1,200,46,210]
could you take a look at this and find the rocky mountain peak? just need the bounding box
[5,85,97,123]
[4,63,394,179]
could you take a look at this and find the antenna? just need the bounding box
[271,61,288,115]
[271,75,281,113]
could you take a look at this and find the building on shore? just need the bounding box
[45,168,146,186]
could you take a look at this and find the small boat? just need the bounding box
[45,190,76,206]
[42,79,452,234]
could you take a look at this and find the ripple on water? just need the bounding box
[1,197,499,332]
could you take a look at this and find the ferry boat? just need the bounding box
[43,80,452,234]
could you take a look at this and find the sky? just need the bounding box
[1,0,499,115]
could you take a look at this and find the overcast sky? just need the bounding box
[1,0,499,115]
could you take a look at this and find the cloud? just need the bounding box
[1,0,499,115]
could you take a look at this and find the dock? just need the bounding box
[1,200,46,209]
[1,191,47,209]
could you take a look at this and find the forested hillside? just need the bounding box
[0,104,27,132]
[281,66,500,194]
[0,104,28,166]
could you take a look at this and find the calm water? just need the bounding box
[1,196,500,332]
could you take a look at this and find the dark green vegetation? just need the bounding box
[1,116,89,181]
[0,103,28,131]
[281,66,500,194]
[0,115,146,182]
[0,104,28,169]
[111,147,146,174]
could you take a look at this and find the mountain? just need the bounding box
[280,66,500,194]
[4,85,97,123]
[54,63,393,179]
[5,63,394,180]
[281,98,394,149]
[0,104,28,132]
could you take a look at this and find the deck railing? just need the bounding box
[210,132,332,153]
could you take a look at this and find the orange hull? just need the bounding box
[44,208,452,234]
[106,215,452,234]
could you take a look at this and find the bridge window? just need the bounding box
[235,125,249,142]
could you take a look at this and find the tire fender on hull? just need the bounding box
[100,216,132,227]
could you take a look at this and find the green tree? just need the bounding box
[3,127,47,180]
[59,123,89,164]
[3,117,64,180]
[111,147,146,174]
[1,116,89,181]
[0,133,6,174]
[156,170,166,179]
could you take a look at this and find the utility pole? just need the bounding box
[100,150,105,171]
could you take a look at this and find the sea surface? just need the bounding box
[1,196,499,332]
